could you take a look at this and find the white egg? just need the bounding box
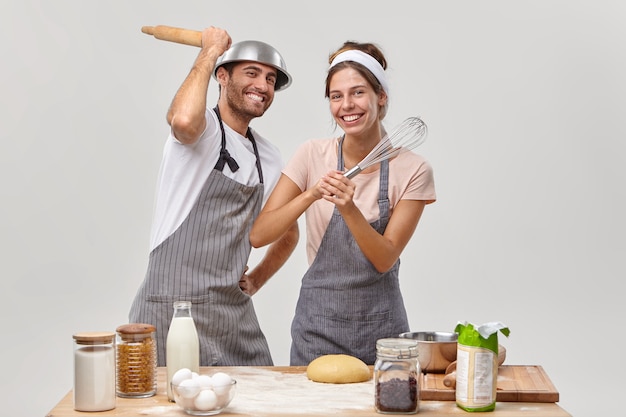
[191,371,200,379]
[212,373,233,396]
[194,389,218,411]
[171,368,193,386]
[195,374,213,388]
[178,378,201,399]
[211,372,232,386]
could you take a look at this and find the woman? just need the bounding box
[249,41,436,365]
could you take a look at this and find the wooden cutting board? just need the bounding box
[420,365,559,402]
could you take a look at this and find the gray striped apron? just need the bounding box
[129,107,273,366]
[290,137,409,366]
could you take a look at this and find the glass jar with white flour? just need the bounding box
[72,331,116,411]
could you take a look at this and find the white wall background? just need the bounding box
[2,1,624,416]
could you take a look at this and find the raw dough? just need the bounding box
[306,354,371,383]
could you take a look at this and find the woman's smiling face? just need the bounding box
[328,67,385,137]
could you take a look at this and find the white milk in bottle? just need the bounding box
[166,301,200,401]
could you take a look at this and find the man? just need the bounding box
[129,26,299,366]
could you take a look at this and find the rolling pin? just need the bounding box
[443,345,507,389]
[141,25,202,47]
[443,362,457,388]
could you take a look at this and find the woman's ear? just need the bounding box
[378,91,388,106]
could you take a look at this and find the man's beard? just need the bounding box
[225,82,270,122]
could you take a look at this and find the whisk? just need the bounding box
[343,117,428,179]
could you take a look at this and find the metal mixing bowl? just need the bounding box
[399,331,458,373]
[213,40,292,91]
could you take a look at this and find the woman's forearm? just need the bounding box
[341,200,425,272]
[250,189,317,248]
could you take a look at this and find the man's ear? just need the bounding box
[215,66,229,87]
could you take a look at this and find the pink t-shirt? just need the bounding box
[283,137,436,265]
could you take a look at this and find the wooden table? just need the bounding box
[46,366,572,417]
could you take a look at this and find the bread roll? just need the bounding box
[306,354,371,383]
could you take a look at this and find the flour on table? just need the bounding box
[228,368,374,414]
[137,405,178,414]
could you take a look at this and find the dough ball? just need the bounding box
[306,354,371,383]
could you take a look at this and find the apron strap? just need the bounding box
[248,130,264,184]
[212,106,265,184]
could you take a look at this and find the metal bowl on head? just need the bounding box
[399,331,458,373]
[213,40,292,91]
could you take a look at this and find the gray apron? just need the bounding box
[290,137,409,366]
[129,107,273,366]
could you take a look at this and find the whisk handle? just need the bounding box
[344,165,362,179]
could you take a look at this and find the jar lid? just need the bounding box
[116,323,156,341]
[73,331,115,344]
[376,337,419,358]
[116,323,156,334]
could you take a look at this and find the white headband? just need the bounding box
[329,50,389,94]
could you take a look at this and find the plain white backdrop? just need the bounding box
[2,1,624,416]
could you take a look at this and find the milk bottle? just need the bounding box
[166,301,200,401]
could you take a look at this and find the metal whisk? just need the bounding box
[343,117,428,179]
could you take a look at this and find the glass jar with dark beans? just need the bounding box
[374,338,420,414]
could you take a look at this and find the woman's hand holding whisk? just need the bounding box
[320,170,356,209]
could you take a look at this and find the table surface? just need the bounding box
[46,366,572,417]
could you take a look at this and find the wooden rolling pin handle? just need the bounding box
[141,25,202,47]
[443,371,456,388]
[441,346,505,391]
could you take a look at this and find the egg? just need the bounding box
[211,372,233,396]
[177,378,201,399]
[195,374,213,388]
[194,389,218,411]
[171,368,193,386]
[211,372,232,386]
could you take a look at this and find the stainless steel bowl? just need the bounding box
[213,40,292,91]
[399,331,458,373]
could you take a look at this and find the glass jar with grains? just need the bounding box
[115,323,157,398]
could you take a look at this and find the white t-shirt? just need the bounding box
[149,108,283,250]
[283,137,436,265]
